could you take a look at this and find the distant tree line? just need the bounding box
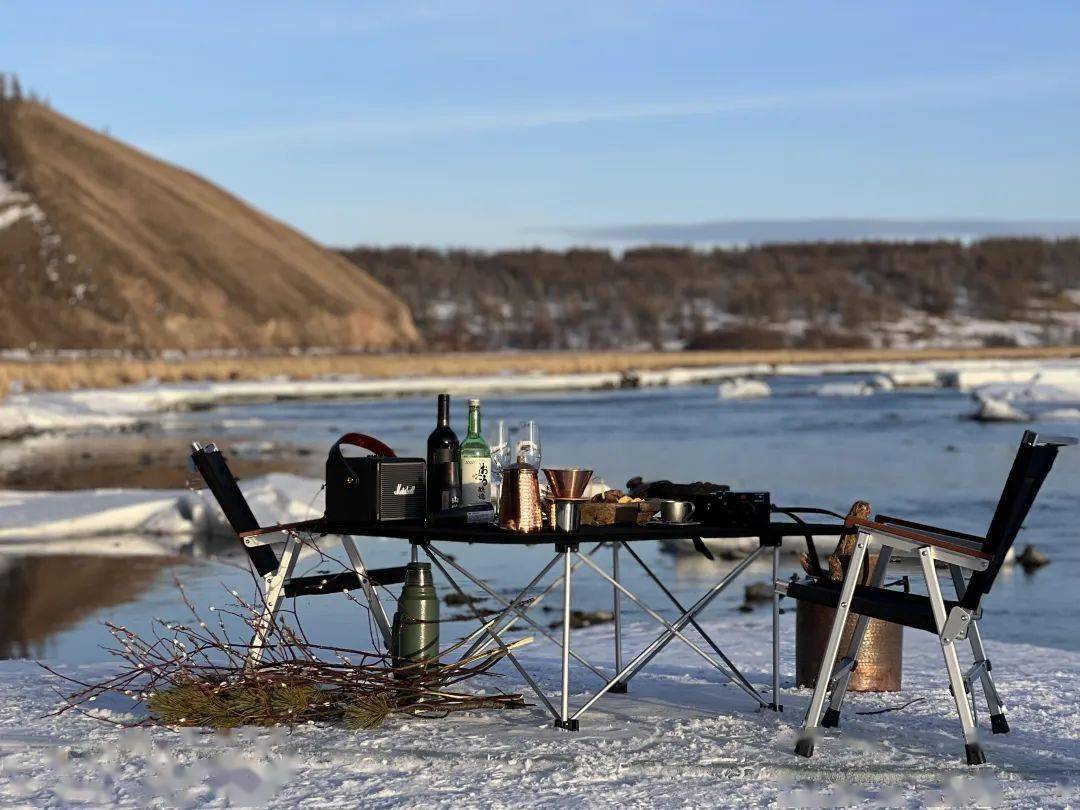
[340,240,1080,351]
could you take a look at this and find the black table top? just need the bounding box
[312,519,847,546]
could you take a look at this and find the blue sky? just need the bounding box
[3,1,1080,248]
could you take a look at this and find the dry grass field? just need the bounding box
[3,345,1080,398]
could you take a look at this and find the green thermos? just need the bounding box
[391,561,440,676]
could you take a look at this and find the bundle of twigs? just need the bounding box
[43,580,528,731]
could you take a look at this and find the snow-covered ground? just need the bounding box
[1,608,1076,807]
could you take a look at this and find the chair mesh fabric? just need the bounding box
[965,431,1060,608]
[786,578,958,634]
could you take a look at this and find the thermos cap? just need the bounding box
[404,561,434,587]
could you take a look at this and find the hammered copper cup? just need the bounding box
[542,468,593,500]
[498,462,544,533]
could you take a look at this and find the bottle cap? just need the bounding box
[469,398,480,406]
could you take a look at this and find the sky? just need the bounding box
[3,1,1080,249]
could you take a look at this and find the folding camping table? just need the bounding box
[273,519,847,730]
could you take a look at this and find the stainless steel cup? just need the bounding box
[553,498,584,532]
[659,499,695,524]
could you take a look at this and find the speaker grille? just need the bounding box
[377,461,426,521]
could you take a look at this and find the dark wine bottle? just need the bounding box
[426,502,495,527]
[426,394,461,513]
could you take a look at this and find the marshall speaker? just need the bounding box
[325,434,426,523]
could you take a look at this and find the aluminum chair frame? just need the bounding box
[778,431,1074,765]
[190,442,405,666]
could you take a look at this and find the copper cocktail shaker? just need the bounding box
[498,461,544,532]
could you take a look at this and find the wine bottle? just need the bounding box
[426,394,461,513]
[458,398,492,505]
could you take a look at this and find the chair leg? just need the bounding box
[342,536,394,652]
[795,530,871,758]
[822,547,894,729]
[949,564,1008,734]
[968,620,1009,734]
[821,614,869,729]
[248,533,300,667]
[921,549,985,765]
[771,544,781,711]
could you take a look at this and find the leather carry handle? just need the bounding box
[327,433,397,485]
[335,433,396,458]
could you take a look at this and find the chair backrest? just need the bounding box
[963,430,1074,608]
[190,442,279,577]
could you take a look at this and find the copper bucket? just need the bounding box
[795,555,903,692]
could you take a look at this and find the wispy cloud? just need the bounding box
[143,59,1079,156]
[549,218,1080,245]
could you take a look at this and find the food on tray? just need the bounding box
[582,491,659,526]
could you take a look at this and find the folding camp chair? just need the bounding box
[190,441,407,665]
[776,431,1075,765]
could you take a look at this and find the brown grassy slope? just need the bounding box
[4,345,1080,395]
[0,100,418,351]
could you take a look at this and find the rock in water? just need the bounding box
[1016,544,1049,572]
[743,582,773,604]
[549,610,615,629]
[971,397,1030,422]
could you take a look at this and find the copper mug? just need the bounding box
[498,462,544,533]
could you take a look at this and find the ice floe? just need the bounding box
[816,380,876,397]
[0,473,325,550]
[717,378,771,399]
[970,397,1030,423]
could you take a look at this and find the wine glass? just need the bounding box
[513,421,541,468]
[490,420,511,478]
[488,420,510,512]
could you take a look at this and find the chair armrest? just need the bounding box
[874,514,985,545]
[847,516,992,562]
[239,519,326,540]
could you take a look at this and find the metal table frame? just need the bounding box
[276,520,845,730]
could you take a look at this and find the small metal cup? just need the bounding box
[553,498,585,532]
[659,499,695,524]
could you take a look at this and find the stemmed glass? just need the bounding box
[489,419,510,511]
[513,421,541,468]
[490,420,511,478]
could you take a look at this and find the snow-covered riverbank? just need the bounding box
[7,357,1080,440]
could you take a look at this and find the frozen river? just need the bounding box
[2,373,1078,662]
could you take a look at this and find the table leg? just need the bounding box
[616,547,764,687]
[771,543,782,712]
[422,545,560,722]
[610,541,627,694]
[619,541,761,701]
[556,547,578,730]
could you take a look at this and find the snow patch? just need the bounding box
[816,380,876,397]
[717,378,771,400]
[970,397,1030,422]
[0,473,325,548]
